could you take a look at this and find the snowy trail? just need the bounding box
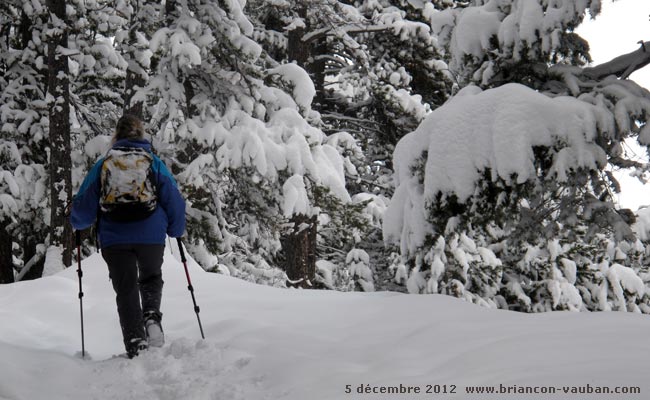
[1,248,649,400]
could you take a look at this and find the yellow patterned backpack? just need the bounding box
[100,147,158,222]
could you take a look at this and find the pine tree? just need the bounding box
[67,0,128,135]
[384,0,650,312]
[1,1,51,280]
[246,0,455,290]
[135,0,357,288]
[119,0,157,118]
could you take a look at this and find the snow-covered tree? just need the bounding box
[427,0,600,88]
[246,0,455,289]
[384,0,650,312]
[2,0,133,279]
[67,0,129,132]
[115,0,158,118]
[0,1,52,280]
[134,0,359,287]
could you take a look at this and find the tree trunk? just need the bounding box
[310,39,327,108]
[124,66,145,118]
[183,77,196,117]
[283,214,317,288]
[19,11,32,50]
[286,4,327,106]
[165,0,178,25]
[287,5,310,66]
[19,235,46,281]
[123,1,149,118]
[282,4,320,288]
[0,220,14,284]
[47,0,73,268]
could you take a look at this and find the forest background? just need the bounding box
[1,0,650,314]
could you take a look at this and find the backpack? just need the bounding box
[99,147,158,222]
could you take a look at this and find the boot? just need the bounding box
[144,311,164,347]
[126,338,148,359]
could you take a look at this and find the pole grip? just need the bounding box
[176,237,187,263]
[75,230,81,246]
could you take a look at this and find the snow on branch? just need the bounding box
[384,83,612,253]
[583,41,650,80]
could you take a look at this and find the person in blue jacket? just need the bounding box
[71,115,186,358]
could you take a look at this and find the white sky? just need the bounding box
[577,0,650,210]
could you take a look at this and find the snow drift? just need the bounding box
[0,246,648,399]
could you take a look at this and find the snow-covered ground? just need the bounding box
[0,247,648,400]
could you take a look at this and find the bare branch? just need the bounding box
[608,156,647,170]
[301,24,393,44]
[582,41,650,80]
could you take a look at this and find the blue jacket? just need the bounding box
[71,139,186,248]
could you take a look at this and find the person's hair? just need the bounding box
[114,115,145,141]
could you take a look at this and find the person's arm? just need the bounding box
[70,160,103,231]
[152,156,186,237]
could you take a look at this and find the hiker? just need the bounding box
[70,115,186,358]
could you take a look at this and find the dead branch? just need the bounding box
[582,41,650,80]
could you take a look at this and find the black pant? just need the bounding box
[101,244,164,349]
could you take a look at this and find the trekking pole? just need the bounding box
[176,238,205,339]
[75,231,86,358]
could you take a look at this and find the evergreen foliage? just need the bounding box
[1,1,50,279]
[0,0,649,312]
[384,0,650,312]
